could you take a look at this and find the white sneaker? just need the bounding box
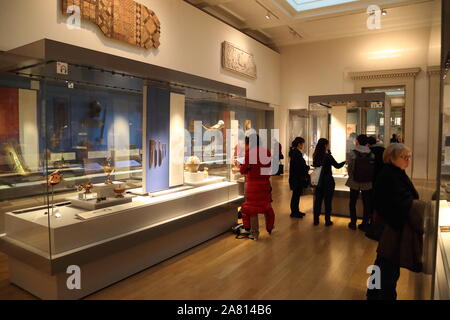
[239,227,250,235]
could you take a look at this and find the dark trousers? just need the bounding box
[290,187,303,214]
[313,183,334,222]
[349,189,372,225]
[366,255,400,300]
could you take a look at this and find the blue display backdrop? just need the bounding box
[146,87,170,192]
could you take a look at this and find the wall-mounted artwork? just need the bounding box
[222,41,257,79]
[62,0,161,49]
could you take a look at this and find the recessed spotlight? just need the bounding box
[382,9,387,16]
[265,12,271,19]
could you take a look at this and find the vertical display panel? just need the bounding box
[169,92,185,187]
[145,87,170,193]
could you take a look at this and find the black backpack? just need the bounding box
[353,150,375,183]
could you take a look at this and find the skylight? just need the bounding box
[286,0,360,12]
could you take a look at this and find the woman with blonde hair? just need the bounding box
[367,143,419,300]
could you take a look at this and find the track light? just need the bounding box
[368,8,387,16]
[255,0,279,20]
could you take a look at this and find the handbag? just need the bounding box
[310,167,322,186]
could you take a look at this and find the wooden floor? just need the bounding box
[0,175,432,300]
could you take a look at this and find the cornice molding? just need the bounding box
[349,68,422,81]
[427,66,441,76]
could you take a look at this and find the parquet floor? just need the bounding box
[0,175,432,300]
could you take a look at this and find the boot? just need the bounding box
[325,214,333,226]
[313,214,320,226]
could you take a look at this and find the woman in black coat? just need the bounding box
[312,138,345,226]
[289,137,310,218]
[366,143,418,300]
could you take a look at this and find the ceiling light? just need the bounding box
[381,9,387,16]
[255,0,279,20]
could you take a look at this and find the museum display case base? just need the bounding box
[70,196,132,211]
[328,177,364,219]
[434,201,450,299]
[0,182,244,299]
[435,231,450,299]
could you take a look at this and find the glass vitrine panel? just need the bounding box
[289,109,308,161]
[364,86,405,143]
[308,103,329,165]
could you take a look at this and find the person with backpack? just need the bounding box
[312,138,346,226]
[346,134,375,231]
[289,137,310,218]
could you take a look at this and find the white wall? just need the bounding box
[0,0,280,106]
[280,26,438,178]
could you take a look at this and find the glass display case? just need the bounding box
[184,89,274,184]
[436,60,450,299]
[289,109,309,157]
[308,93,389,181]
[0,47,274,299]
[363,86,406,142]
[307,103,329,165]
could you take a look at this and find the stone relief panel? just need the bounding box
[222,41,257,79]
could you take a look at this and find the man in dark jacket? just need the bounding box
[289,137,310,218]
[368,136,385,183]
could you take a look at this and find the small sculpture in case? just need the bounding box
[103,157,114,185]
[185,155,201,173]
[47,169,63,186]
[77,180,94,200]
[114,187,126,198]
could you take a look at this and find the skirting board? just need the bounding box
[6,199,242,300]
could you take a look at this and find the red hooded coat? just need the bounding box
[240,146,275,231]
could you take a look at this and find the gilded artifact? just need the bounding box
[47,170,63,186]
[203,120,225,130]
[185,155,200,173]
[78,180,94,194]
[114,187,126,198]
[2,142,28,175]
[245,120,252,131]
[62,0,161,49]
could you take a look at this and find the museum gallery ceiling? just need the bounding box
[184,0,440,51]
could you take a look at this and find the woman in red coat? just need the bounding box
[240,134,275,240]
